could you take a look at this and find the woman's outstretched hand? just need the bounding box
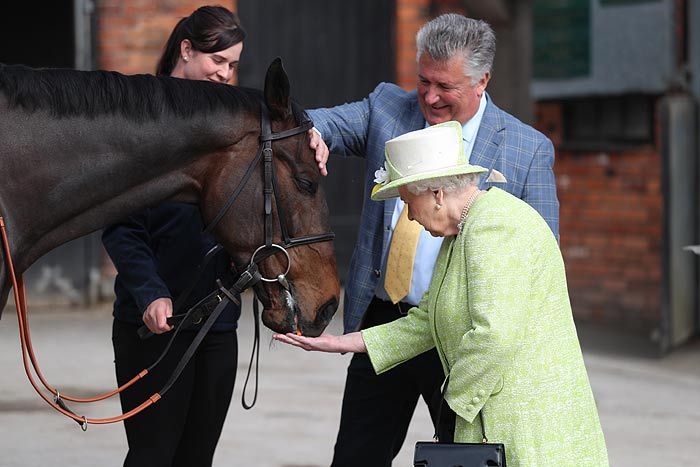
[273,331,366,353]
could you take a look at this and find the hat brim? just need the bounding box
[371,164,488,201]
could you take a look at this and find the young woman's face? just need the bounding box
[175,40,243,84]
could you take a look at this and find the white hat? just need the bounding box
[371,121,488,201]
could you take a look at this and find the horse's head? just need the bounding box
[205,59,340,337]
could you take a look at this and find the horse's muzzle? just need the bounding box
[300,297,338,337]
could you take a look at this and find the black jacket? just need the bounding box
[102,202,240,332]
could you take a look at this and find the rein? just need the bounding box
[0,102,334,429]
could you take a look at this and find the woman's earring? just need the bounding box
[183,55,189,62]
[435,203,442,210]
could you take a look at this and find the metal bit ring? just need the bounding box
[250,244,291,282]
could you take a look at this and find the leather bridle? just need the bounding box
[0,102,335,428]
[203,103,334,287]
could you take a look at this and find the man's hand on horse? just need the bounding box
[308,128,329,176]
[273,331,366,353]
[142,297,174,334]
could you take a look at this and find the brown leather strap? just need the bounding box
[1,216,158,427]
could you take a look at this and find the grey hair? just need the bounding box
[416,14,496,85]
[406,173,481,195]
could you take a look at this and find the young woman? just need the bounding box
[103,6,245,467]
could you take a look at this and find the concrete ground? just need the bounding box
[0,294,699,466]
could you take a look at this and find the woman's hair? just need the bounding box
[415,13,495,86]
[407,173,480,195]
[156,5,246,76]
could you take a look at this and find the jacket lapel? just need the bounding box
[470,95,505,184]
[384,95,425,216]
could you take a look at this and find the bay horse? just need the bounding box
[0,58,340,337]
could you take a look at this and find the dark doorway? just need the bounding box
[0,2,104,306]
[0,2,75,67]
[237,0,396,282]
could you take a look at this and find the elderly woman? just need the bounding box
[274,121,608,466]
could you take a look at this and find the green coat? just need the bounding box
[363,188,608,466]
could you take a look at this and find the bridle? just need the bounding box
[203,102,335,290]
[0,102,335,428]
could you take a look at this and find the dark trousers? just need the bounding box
[112,319,238,467]
[331,297,445,467]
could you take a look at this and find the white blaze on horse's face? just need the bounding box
[174,40,243,84]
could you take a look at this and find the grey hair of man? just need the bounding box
[415,13,496,86]
[406,173,481,196]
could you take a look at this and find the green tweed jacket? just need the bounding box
[362,188,608,466]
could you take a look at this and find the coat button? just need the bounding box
[374,269,381,278]
[478,389,486,397]
[466,404,475,411]
[472,396,480,404]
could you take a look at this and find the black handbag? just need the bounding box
[413,379,506,467]
[414,439,506,467]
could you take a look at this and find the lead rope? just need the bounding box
[0,216,262,428]
[241,296,261,409]
[0,217,159,427]
[10,221,224,404]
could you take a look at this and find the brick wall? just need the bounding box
[97,0,236,76]
[536,102,663,332]
[395,0,429,90]
[395,0,468,90]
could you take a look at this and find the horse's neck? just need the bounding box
[1,109,243,273]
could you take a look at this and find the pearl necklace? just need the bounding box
[457,188,483,231]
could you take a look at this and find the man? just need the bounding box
[308,13,559,466]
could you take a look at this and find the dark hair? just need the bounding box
[156,5,246,76]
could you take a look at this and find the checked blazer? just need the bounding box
[308,83,559,333]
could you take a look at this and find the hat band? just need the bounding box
[392,161,465,180]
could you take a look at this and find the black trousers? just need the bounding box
[112,319,238,467]
[331,297,445,467]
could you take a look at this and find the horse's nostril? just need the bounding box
[319,297,338,324]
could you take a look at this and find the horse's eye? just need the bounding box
[295,177,317,195]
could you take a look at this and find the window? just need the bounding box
[562,95,655,149]
[533,0,590,79]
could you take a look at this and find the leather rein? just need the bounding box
[0,103,334,429]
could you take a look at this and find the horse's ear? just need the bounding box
[264,57,292,120]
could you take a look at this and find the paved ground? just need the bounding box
[0,293,699,466]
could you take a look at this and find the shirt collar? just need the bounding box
[462,93,487,144]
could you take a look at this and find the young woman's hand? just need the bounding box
[142,297,173,334]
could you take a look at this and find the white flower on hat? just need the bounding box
[374,166,389,184]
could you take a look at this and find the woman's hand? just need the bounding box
[142,297,173,334]
[273,331,366,353]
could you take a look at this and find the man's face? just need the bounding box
[417,53,489,126]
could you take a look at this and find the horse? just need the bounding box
[0,58,340,338]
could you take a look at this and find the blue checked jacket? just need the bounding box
[308,83,559,333]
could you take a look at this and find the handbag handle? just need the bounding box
[434,377,488,443]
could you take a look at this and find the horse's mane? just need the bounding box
[0,63,263,121]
